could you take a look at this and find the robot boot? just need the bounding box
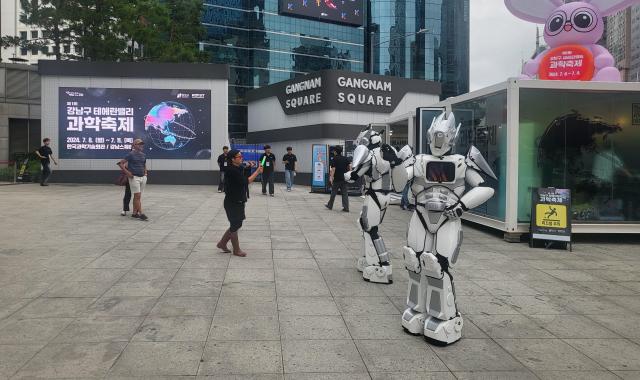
[363,263,392,284]
[424,314,463,345]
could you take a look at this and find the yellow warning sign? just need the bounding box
[536,204,567,229]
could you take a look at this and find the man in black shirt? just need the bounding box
[217,146,229,193]
[35,138,57,186]
[259,145,276,196]
[326,145,351,212]
[282,147,297,192]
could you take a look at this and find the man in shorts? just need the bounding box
[118,139,149,221]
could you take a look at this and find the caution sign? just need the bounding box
[531,188,572,250]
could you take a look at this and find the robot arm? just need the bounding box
[390,145,415,192]
[459,169,495,210]
[345,144,372,182]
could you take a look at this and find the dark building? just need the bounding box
[201,0,469,138]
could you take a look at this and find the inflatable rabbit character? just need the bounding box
[505,0,640,81]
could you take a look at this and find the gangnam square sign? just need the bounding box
[59,87,212,159]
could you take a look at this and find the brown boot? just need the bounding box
[216,229,232,253]
[229,231,247,257]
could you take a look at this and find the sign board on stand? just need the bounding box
[311,144,328,192]
[530,187,572,251]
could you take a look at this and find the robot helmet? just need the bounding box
[355,125,384,149]
[427,112,461,157]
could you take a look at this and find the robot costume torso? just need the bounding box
[344,125,412,284]
[394,112,497,345]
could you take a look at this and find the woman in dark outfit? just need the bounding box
[217,149,263,257]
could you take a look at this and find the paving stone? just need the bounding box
[150,296,217,316]
[85,296,159,317]
[132,316,212,342]
[564,339,640,370]
[277,296,340,316]
[495,338,604,371]
[468,314,555,339]
[14,342,126,378]
[452,371,538,380]
[335,296,401,315]
[220,282,276,298]
[53,316,144,343]
[356,339,448,372]
[282,339,366,373]
[0,317,74,344]
[279,315,351,340]
[276,280,331,297]
[209,315,280,340]
[434,338,529,372]
[110,342,204,376]
[529,315,621,339]
[14,297,96,318]
[198,340,282,375]
[0,344,43,379]
[215,296,277,316]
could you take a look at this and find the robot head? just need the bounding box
[355,125,384,149]
[427,112,460,157]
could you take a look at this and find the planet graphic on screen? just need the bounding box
[144,102,197,151]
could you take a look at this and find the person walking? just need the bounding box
[217,149,263,257]
[259,145,276,196]
[118,139,149,221]
[325,145,351,212]
[282,147,297,192]
[35,138,57,186]
[117,162,133,216]
[217,146,229,193]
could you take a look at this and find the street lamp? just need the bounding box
[369,28,428,74]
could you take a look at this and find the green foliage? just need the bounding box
[2,0,209,63]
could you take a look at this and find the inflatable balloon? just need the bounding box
[505,0,640,81]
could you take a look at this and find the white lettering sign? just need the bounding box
[285,77,322,95]
[337,76,392,92]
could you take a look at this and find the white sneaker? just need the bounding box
[120,211,127,216]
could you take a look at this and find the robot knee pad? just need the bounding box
[420,252,443,278]
[362,264,392,284]
[424,314,463,345]
[403,246,420,273]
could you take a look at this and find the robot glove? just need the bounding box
[444,203,464,219]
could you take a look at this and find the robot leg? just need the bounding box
[357,194,392,284]
[362,226,392,284]
[423,220,463,345]
[401,213,433,334]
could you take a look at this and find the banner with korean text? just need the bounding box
[59,87,212,159]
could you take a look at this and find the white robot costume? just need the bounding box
[344,125,412,284]
[393,112,497,345]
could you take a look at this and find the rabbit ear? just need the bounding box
[504,0,565,23]
[585,0,638,16]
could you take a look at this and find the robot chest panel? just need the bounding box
[371,151,390,180]
[419,156,466,187]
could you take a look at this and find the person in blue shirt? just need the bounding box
[118,139,149,221]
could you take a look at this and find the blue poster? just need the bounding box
[312,144,328,188]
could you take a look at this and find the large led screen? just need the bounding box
[59,87,212,159]
[279,0,363,26]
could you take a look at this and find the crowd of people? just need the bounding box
[36,139,360,258]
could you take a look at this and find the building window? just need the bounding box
[63,45,70,53]
[31,30,38,39]
[42,46,49,54]
[20,31,27,41]
[21,48,28,56]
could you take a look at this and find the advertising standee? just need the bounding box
[59,87,212,159]
[530,187,572,251]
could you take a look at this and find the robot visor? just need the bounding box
[433,132,446,149]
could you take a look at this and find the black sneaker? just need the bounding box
[325,204,332,210]
[342,209,349,212]
[132,213,140,219]
[138,214,149,221]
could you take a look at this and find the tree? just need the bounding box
[17,0,74,60]
[117,0,169,61]
[149,0,209,63]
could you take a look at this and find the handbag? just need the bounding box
[115,172,128,186]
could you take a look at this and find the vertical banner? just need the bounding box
[530,187,572,250]
[311,144,328,191]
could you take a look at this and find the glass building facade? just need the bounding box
[201,0,469,138]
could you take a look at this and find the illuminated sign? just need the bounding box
[279,0,363,27]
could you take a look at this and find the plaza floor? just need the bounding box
[0,183,639,379]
